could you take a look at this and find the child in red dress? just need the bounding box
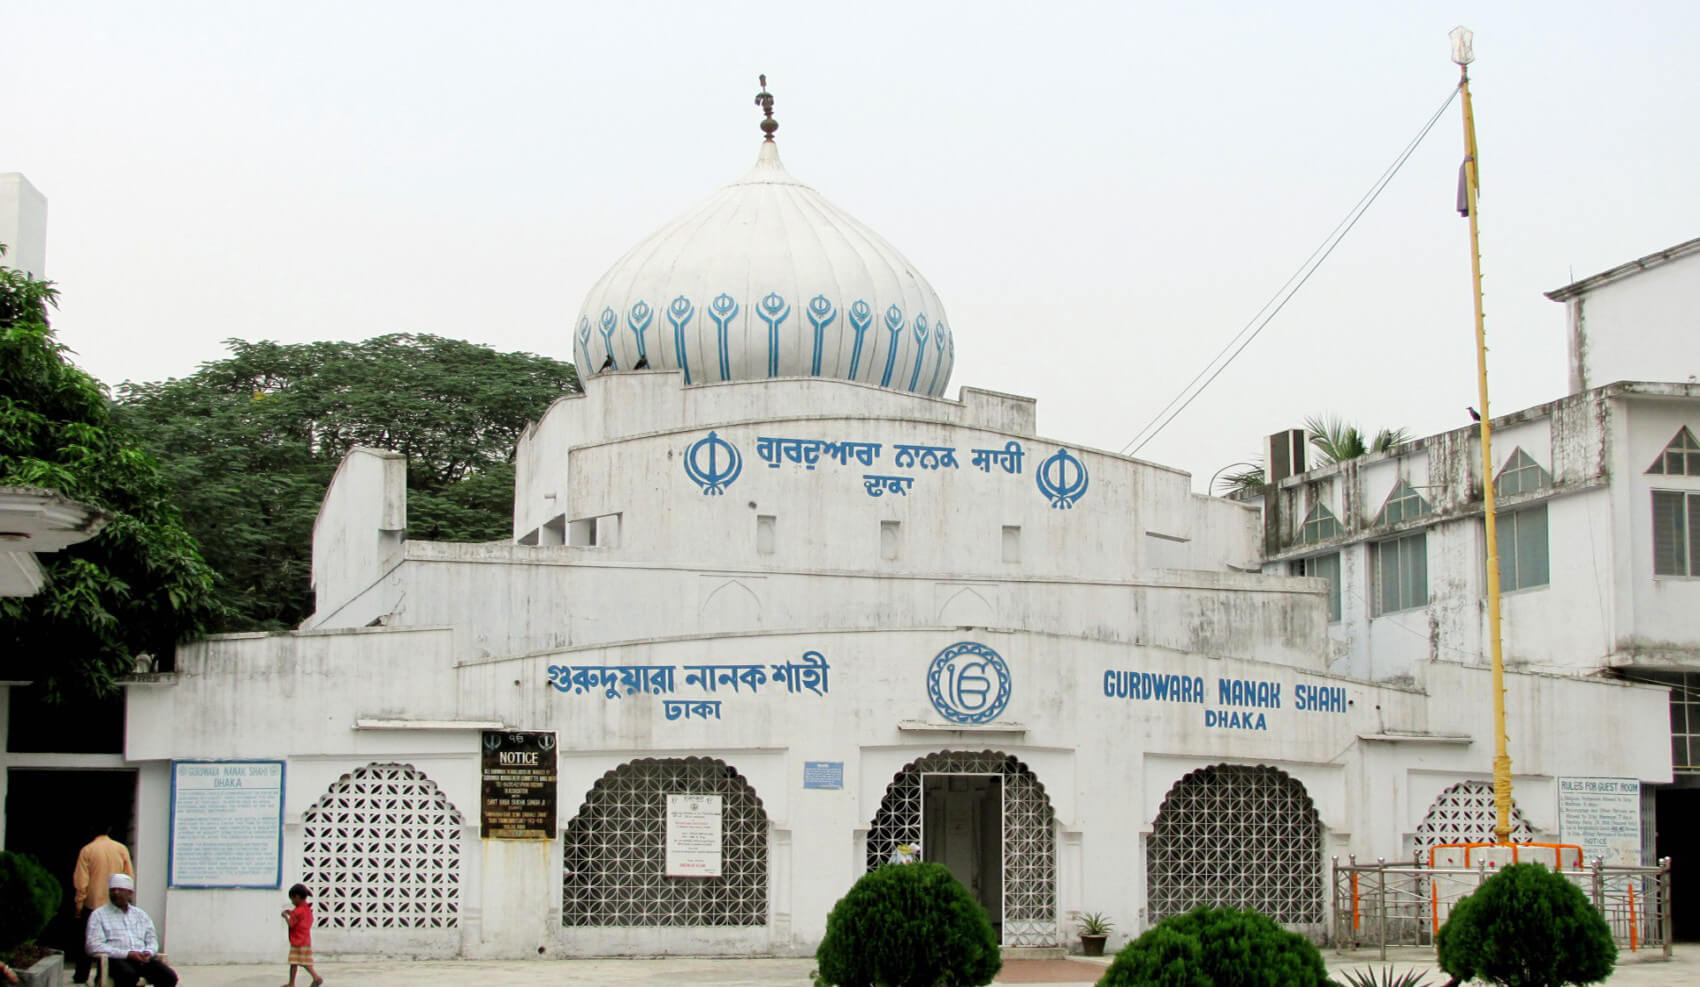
[281,883,323,987]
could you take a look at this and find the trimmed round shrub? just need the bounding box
[1435,862,1616,987]
[1099,906,1333,987]
[0,851,62,951]
[814,861,1001,987]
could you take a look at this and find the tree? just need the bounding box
[113,334,579,631]
[0,250,220,699]
[1099,906,1334,987]
[1211,415,1414,497]
[1304,415,1410,466]
[1436,862,1615,987]
[814,861,1001,987]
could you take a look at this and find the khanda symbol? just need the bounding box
[1036,447,1089,509]
[684,431,743,495]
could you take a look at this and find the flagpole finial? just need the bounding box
[1450,26,1475,66]
[754,75,778,142]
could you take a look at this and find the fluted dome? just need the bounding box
[573,141,955,396]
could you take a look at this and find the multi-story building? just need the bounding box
[1253,235,1700,932]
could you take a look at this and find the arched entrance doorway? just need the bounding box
[561,756,768,927]
[1147,763,1324,930]
[867,750,1057,946]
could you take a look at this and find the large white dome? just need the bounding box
[573,140,955,396]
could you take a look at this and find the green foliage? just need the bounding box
[0,851,62,951]
[1098,906,1334,987]
[1336,967,1440,987]
[1,250,220,699]
[1078,910,1113,936]
[113,334,579,631]
[1304,415,1410,465]
[814,861,1001,987]
[1435,863,1616,987]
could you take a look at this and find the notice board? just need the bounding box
[169,760,285,888]
[665,793,723,877]
[1557,776,1642,867]
[481,730,558,839]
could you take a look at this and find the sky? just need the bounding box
[5,1,1698,490]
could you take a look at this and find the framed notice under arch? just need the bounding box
[168,760,285,889]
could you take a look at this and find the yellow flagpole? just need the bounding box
[1453,26,1513,843]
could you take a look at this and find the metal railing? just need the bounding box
[1331,853,1672,960]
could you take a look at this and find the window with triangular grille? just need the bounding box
[1647,427,1700,476]
[1495,448,1551,497]
[561,757,768,927]
[1375,481,1431,526]
[867,750,1058,947]
[1412,780,1533,854]
[301,762,464,929]
[1300,504,1343,544]
[1147,764,1323,926]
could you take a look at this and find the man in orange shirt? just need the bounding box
[71,823,134,986]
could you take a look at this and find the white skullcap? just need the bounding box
[109,873,135,891]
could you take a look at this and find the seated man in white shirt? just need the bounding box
[84,874,178,987]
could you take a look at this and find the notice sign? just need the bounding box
[803,761,844,790]
[1558,776,1642,867]
[665,794,723,877]
[169,760,284,888]
[481,730,558,839]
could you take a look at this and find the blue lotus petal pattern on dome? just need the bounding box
[576,317,593,373]
[908,313,931,392]
[627,301,653,363]
[709,293,740,381]
[928,323,949,396]
[667,296,695,384]
[758,292,791,378]
[598,307,619,371]
[879,305,905,388]
[1036,447,1089,509]
[847,301,873,381]
[807,295,836,377]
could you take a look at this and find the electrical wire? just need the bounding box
[1121,84,1463,457]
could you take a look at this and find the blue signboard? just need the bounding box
[803,761,844,790]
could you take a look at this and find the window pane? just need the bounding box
[1690,495,1700,577]
[1672,700,1688,735]
[1316,552,1342,622]
[1496,513,1519,591]
[1410,535,1428,607]
[1516,506,1548,589]
[1675,735,1689,770]
[1653,491,1687,576]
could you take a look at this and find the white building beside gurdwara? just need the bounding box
[1251,235,1700,933]
[123,110,1670,963]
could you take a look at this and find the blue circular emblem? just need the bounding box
[684,431,742,495]
[1036,447,1089,509]
[927,642,1012,724]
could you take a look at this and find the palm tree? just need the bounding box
[1303,415,1410,466]
[1209,416,1411,497]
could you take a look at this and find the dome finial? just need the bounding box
[754,74,778,142]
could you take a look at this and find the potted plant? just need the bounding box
[1078,911,1112,956]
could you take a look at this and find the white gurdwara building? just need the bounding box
[123,117,1668,962]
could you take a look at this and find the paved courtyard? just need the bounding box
[165,946,1695,987]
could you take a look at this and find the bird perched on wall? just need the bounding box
[1467,407,1481,422]
[600,354,614,372]
[634,355,649,370]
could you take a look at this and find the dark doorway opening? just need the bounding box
[1655,784,1700,941]
[5,769,138,955]
[922,773,1002,941]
